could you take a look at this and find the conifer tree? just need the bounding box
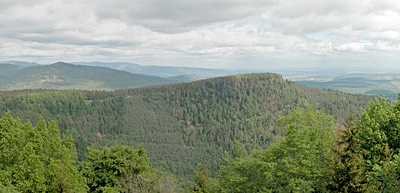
[329,116,369,192]
[191,163,211,193]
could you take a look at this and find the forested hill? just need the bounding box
[0,63,23,77]
[0,73,372,180]
[0,62,178,90]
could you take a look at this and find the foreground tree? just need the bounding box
[329,116,369,192]
[119,170,180,193]
[81,145,151,192]
[356,97,398,166]
[81,144,181,193]
[191,163,211,193]
[369,154,400,192]
[217,106,336,192]
[0,112,87,192]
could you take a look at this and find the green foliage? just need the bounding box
[4,72,399,191]
[369,154,400,192]
[81,145,152,192]
[357,97,391,165]
[329,116,369,192]
[0,73,372,182]
[119,170,182,193]
[356,97,400,166]
[81,144,182,192]
[216,106,336,192]
[353,95,400,191]
[191,163,211,193]
[0,113,87,192]
[0,183,20,193]
[0,112,181,192]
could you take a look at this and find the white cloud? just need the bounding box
[0,0,399,69]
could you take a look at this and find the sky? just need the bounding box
[0,0,399,70]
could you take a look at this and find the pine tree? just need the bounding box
[329,116,369,192]
[191,163,211,193]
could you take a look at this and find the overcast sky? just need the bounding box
[1,0,399,70]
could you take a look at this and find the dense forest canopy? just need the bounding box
[3,96,400,192]
[0,73,373,183]
[214,97,400,192]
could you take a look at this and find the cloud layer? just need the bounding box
[0,0,399,69]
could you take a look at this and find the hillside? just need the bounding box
[0,73,373,180]
[0,63,23,77]
[0,62,178,90]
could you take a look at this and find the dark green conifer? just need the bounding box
[329,116,369,192]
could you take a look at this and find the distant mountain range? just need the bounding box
[0,62,179,90]
[1,60,249,83]
[295,73,400,101]
[0,60,41,67]
[2,60,399,100]
[73,61,247,79]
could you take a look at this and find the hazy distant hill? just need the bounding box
[0,62,178,90]
[0,60,40,67]
[74,61,141,70]
[165,74,200,82]
[0,63,23,77]
[0,73,372,180]
[75,61,244,79]
[4,60,250,80]
[296,73,400,101]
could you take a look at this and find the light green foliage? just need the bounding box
[350,94,400,192]
[356,97,400,166]
[357,97,392,165]
[81,144,182,193]
[0,183,20,193]
[0,113,87,192]
[81,145,151,192]
[217,106,336,192]
[368,154,400,192]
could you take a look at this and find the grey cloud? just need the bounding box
[92,0,273,33]
[0,0,399,68]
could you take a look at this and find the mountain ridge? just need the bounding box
[0,62,179,90]
[73,61,244,79]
